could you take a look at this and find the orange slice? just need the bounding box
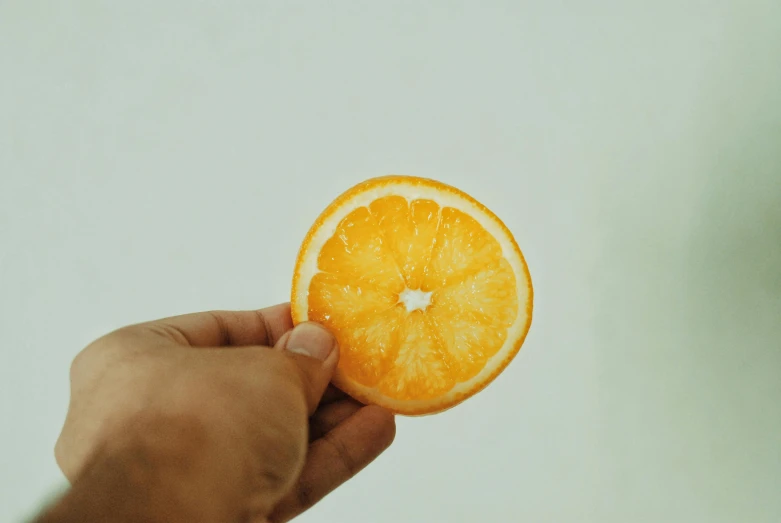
[291,176,533,415]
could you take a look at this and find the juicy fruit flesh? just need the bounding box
[308,195,519,401]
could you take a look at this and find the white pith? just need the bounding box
[398,287,433,312]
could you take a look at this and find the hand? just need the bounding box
[46,303,396,523]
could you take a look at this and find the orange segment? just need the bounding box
[292,175,533,415]
[423,207,504,289]
[427,259,519,382]
[333,306,406,387]
[308,272,398,325]
[368,196,440,289]
[317,206,404,291]
[377,311,456,401]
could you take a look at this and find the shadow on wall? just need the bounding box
[590,2,781,520]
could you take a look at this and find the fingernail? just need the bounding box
[285,322,335,361]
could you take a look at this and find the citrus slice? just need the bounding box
[291,176,533,415]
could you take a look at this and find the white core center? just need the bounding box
[398,287,433,312]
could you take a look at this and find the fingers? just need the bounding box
[275,322,340,415]
[268,406,396,523]
[137,333,340,516]
[308,398,363,441]
[142,303,293,347]
[321,385,348,405]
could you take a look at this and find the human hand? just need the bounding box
[46,303,396,523]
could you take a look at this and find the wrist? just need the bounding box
[38,414,246,523]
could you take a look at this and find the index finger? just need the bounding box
[268,405,396,523]
[144,303,293,347]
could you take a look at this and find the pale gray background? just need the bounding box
[1,2,780,522]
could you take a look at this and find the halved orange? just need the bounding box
[291,176,533,415]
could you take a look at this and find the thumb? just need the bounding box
[275,322,340,415]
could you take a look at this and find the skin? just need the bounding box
[35,303,396,523]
